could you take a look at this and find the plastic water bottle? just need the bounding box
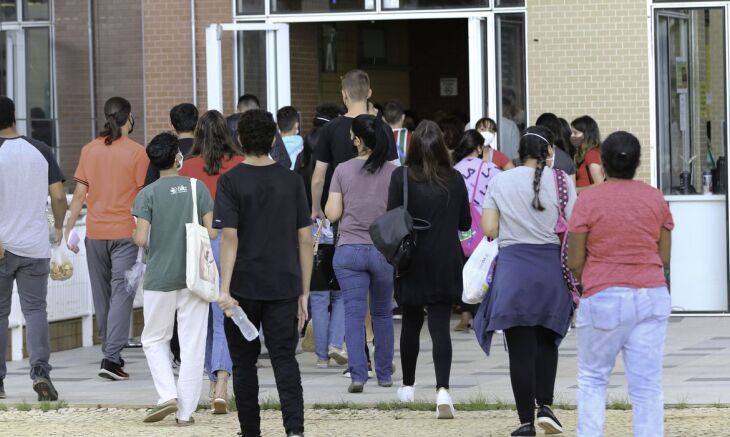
[231,306,259,341]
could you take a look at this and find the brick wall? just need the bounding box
[526,0,652,182]
[290,23,320,135]
[193,0,235,115]
[142,0,195,139]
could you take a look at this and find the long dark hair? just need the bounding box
[571,115,601,165]
[536,112,572,158]
[352,114,390,174]
[405,120,456,188]
[100,97,131,145]
[188,110,242,175]
[453,130,485,163]
[518,126,554,211]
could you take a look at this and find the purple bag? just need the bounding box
[553,169,582,306]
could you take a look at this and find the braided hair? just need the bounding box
[518,126,554,211]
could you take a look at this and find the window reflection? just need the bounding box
[382,0,487,10]
[23,0,49,21]
[25,28,54,147]
[272,0,374,14]
[1,1,17,21]
[236,0,264,15]
[237,31,268,111]
[497,13,526,160]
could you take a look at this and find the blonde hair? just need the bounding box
[341,69,370,102]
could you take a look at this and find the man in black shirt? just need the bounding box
[215,109,312,437]
[227,94,292,170]
[144,103,198,186]
[311,70,399,219]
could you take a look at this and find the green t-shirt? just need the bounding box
[133,176,214,291]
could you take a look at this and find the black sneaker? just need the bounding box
[511,423,536,436]
[99,358,129,381]
[0,378,5,399]
[536,405,563,434]
[33,376,58,401]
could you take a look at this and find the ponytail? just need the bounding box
[100,97,131,146]
[352,114,390,174]
[519,126,554,211]
[532,149,547,211]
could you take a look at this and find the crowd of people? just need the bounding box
[0,66,673,437]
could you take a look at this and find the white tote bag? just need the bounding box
[186,178,220,302]
[462,238,499,304]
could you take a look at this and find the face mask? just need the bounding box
[546,156,555,168]
[176,153,183,171]
[481,131,495,146]
[570,133,583,148]
[128,115,135,135]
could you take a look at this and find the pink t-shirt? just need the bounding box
[568,180,674,297]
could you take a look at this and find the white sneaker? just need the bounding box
[397,385,415,403]
[436,388,455,419]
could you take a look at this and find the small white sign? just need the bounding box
[440,78,458,97]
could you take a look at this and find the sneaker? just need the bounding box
[397,385,415,403]
[176,416,195,427]
[342,367,373,379]
[511,423,536,436]
[32,376,58,401]
[378,381,393,388]
[435,388,455,419]
[316,359,330,369]
[0,379,5,399]
[287,432,304,437]
[536,405,563,434]
[212,398,228,415]
[143,400,178,423]
[392,307,402,320]
[99,359,129,381]
[348,381,364,393]
[328,346,348,365]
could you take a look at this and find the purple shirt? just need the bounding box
[330,158,397,246]
[454,157,501,210]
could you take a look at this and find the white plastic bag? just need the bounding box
[462,238,499,304]
[125,247,146,296]
[49,244,74,281]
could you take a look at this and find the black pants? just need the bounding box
[224,297,303,437]
[400,303,452,389]
[504,326,559,424]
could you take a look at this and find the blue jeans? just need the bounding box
[309,291,345,360]
[577,287,671,437]
[205,235,233,381]
[333,244,394,384]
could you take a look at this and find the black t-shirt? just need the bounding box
[214,163,311,301]
[313,115,399,208]
[144,138,194,186]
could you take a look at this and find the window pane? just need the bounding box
[236,0,265,15]
[382,0,487,11]
[1,0,17,21]
[25,27,54,147]
[495,0,524,7]
[0,32,7,97]
[237,31,268,111]
[497,13,526,160]
[23,0,50,21]
[272,0,374,14]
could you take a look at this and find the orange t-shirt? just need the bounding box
[74,136,149,240]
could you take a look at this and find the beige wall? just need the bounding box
[527,0,652,182]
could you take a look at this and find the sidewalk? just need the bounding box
[2,315,730,407]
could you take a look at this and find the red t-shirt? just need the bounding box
[576,148,602,188]
[179,155,244,200]
[568,180,674,297]
[490,148,511,170]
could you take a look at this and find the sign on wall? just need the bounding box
[440,78,458,97]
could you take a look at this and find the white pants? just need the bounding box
[142,289,208,421]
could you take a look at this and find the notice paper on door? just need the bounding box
[440,78,458,97]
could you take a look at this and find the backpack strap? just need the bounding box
[470,160,486,204]
[553,169,569,219]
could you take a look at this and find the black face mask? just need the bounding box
[128,115,135,135]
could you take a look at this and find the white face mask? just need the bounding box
[176,153,184,171]
[481,131,496,146]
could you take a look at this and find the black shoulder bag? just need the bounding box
[369,166,431,274]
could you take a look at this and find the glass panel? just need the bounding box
[24,27,54,147]
[657,9,726,195]
[1,0,17,21]
[236,0,265,15]
[382,0,487,11]
[495,0,524,6]
[23,0,49,21]
[496,13,526,160]
[236,31,268,111]
[0,32,7,97]
[272,0,374,14]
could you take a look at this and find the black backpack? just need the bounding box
[369,166,430,274]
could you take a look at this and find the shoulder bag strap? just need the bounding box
[553,170,568,218]
[313,220,324,255]
[403,165,409,210]
[190,178,199,225]
[470,160,486,204]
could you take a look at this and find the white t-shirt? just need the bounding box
[0,136,64,258]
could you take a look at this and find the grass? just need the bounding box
[0,403,7,412]
[606,396,632,411]
[260,395,280,411]
[15,401,32,412]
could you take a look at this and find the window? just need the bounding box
[236,0,265,15]
[382,0,488,11]
[496,13,526,158]
[271,0,374,14]
[495,0,524,6]
[23,0,50,21]
[236,31,268,110]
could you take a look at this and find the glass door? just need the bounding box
[206,23,290,114]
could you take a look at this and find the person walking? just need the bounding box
[568,131,673,437]
[65,96,149,380]
[132,133,216,426]
[145,103,198,185]
[325,115,397,393]
[389,121,471,419]
[0,96,67,401]
[474,118,515,170]
[479,126,576,436]
[571,115,604,192]
[226,94,291,169]
[179,109,244,414]
[452,129,502,332]
[216,109,312,437]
